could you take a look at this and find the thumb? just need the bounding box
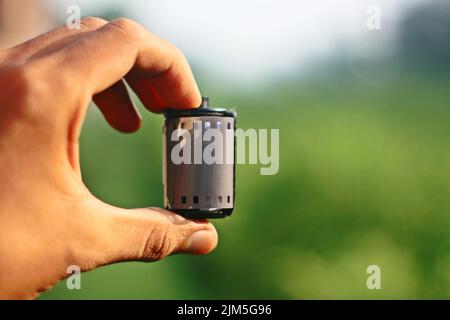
[73,199,218,269]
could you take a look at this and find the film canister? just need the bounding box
[163,97,236,219]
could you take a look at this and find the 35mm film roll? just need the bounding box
[163,97,236,219]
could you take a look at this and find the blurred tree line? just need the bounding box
[399,1,450,73]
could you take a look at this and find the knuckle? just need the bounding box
[109,18,143,36]
[1,65,38,100]
[1,65,34,89]
[142,222,176,261]
[80,16,108,30]
[0,64,49,118]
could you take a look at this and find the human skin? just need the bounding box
[0,17,218,299]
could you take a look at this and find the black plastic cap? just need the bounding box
[164,97,236,119]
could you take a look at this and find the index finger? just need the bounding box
[33,18,201,112]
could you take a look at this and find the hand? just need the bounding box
[0,17,218,299]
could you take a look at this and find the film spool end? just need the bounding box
[200,97,209,108]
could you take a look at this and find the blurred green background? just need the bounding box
[15,0,448,299]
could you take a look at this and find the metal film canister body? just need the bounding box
[163,98,236,219]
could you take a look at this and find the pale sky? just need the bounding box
[50,0,431,81]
